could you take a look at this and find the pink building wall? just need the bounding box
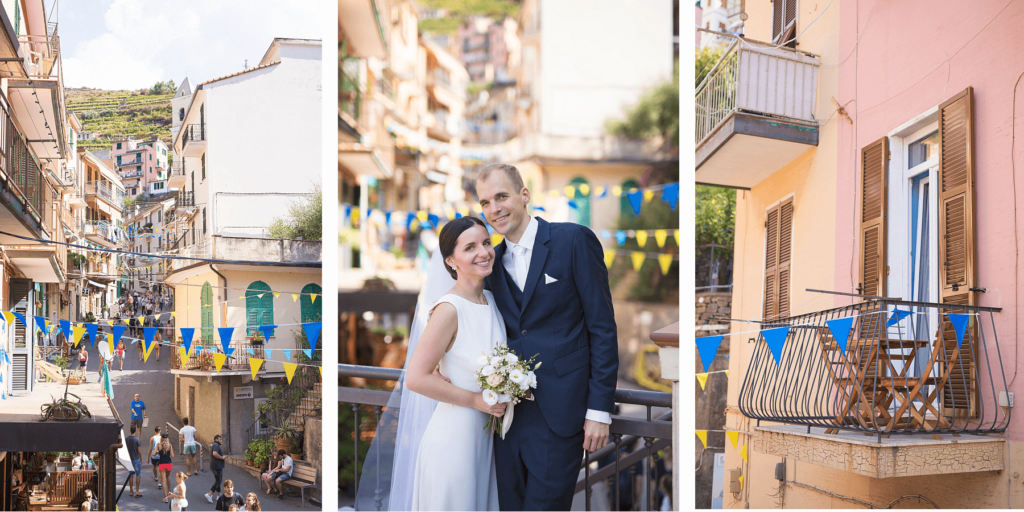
[835,0,1024,440]
[111,139,169,198]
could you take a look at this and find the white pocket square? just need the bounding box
[545,274,558,284]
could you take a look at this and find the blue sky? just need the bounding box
[57,0,323,89]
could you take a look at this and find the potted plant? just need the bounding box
[272,423,299,453]
[249,330,264,346]
[290,437,304,461]
[251,439,275,470]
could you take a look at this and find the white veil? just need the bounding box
[354,248,455,510]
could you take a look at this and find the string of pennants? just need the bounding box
[0,313,323,386]
[694,428,750,490]
[696,307,975,371]
[603,250,679,274]
[344,182,681,230]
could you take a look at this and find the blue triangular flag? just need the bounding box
[761,326,790,366]
[599,230,611,240]
[246,348,255,356]
[887,308,912,326]
[661,183,679,211]
[303,321,322,352]
[597,185,609,199]
[627,190,643,215]
[60,320,71,340]
[13,312,26,328]
[282,349,292,361]
[615,231,627,246]
[567,200,578,210]
[385,211,392,224]
[143,327,157,351]
[34,316,47,333]
[224,347,235,357]
[303,349,313,359]
[258,325,276,342]
[532,206,546,212]
[406,213,417,230]
[180,328,195,354]
[948,313,971,348]
[695,335,723,373]
[265,348,273,360]
[112,325,126,346]
[825,317,855,356]
[86,323,99,346]
[218,327,235,353]
[428,213,440,228]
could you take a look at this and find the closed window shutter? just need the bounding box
[937,87,978,418]
[300,284,323,323]
[772,0,797,47]
[859,137,889,299]
[200,282,213,345]
[246,281,273,336]
[763,199,793,320]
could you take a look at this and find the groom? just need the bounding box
[477,164,619,510]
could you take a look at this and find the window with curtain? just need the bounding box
[246,281,274,336]
[568,177,591,227]
[200,282,213,345]
[300,283,322,323]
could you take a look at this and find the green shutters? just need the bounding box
[202,153,206,180]
[569,176,592,227]
[300,283,322,323]
[14,1,20,36]
[200,282,214,346]
[246,281,273,336]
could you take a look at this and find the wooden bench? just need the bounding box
[279,460,318,508]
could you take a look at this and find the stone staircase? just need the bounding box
[284,381,322,431]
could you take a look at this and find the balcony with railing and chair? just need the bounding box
[181,123,206,157]
[695,30,820,189]
[84,181,125,211]
[738,291,1010,478]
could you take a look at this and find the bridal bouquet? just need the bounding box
[476,345,540,438]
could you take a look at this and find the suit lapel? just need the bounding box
[520,218,550,313]
[491,241,520,319]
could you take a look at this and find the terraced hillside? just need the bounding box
[66,88,173,151]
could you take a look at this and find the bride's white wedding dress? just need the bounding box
[410,291,503,511]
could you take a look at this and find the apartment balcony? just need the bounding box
[0,95,50,240]
[175,191,197,214]
[7,33,67,165]
[426,110,454,141]
[83,221,120,250]
[695,33,819,189]
[5,223,67,284]
[338,0,389,58]
[168,166,187,188]
[181,123,206,158]
[171,342,270,375]
[739,298,1008,478]
[116,158,144,168]
[426,69,465,105]
[84,180,125,212]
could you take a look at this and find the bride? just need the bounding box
[354,216,505,511]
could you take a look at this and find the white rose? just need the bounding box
[477,354,490,365]
[482,389,498,405]
[509,369,526,385]
[498,393,512,403]
[487,373,504,387]
[528,372,538,389]
[481,365,495,376]
[505,353,519,363]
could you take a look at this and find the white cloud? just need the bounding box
[62,0,323,89]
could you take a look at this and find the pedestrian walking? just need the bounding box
[76,347,88,379]
[164,471,189,511]
[155,433,174,498]
[126,425,144,498]
[117,340,126,370]
[203,434,226,504]
[129,393,147,433]
[179,417,198,476]
[243,492,261,511]
[149,427,164,488]
[154,321,163,362]
[214,480,244,510]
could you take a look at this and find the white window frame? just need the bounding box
[254,397,271,434]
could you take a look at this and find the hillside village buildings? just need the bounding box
[111,138,170,200]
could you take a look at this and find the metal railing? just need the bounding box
[0,91,49,223]
[84,181,125,210]
[695,31,820,146]
[738,297,1009,439]
[164,421,204,471]
[243,362,322,451]
[181,124,206,145]
[177,191,195,208]
[339,364,673,511]
[83,220,120,245]
[170,341,266,371]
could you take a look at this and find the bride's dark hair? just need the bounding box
[439,216,487,279]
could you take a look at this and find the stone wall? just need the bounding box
[695,291,731,509]
[304,417,323,502]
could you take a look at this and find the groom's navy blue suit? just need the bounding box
[486,217,618,511]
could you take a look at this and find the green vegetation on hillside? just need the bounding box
[419,0,519,34]
[66,89,174,151]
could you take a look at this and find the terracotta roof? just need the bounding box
[202,60,281,86]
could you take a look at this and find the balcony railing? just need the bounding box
[84,181,125,210]
[738,296,1009,439]
[181,124,206,145]
[177,191,195,208]
[0,92,49,225]
[339,364,672,511]
[83,220,120,245]
[171,341,268,372]
[695,32,819,146]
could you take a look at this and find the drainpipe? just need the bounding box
[210,263,231,452]
[106,440,121,510]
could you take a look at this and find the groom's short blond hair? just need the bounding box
[477,163,526,193]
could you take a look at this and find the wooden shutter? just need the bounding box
[763,198,793,320]
[246,281,273,336]
[936,87,978,418]
[772,0,797,47]
[200,282,213,345]
[859,137,889,298]
[300,284,323,323]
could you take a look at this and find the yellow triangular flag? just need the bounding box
[171,312,177,318]
[137,316,145,325]
[283,362,298,384]
[107,334,114,353]
[416,210,429,221]
[310,293,318,303]
[725,370,729,378]
[491,233,504,246]
[319,366,323,377]
[635,231,648,247]
[72,326,86,347]
[2,311,14,327]
[673,230,679,246]
[292,294,299,302]
[249,358,263,379]
[604,250,616,269]
[273,292,281,298]
[643,190,655,203]
[564,185,576,198]
[472,204,483,214]
[106,320,114,327]
[696,430,708,449]
[123,318,131,325]
[631,252,645,271]
[739,475,744,490]
[696,373,709,390]
[654,230,667,248]
[143,341,155,362]
[547,189,559,198]
[727,431,740,450]
[179,347,189,368]
[612,186,623,197]
[658,254,673,275]
[258,293,265,299]
[578,183,590,196]
[740,442,747,462]
[238,295,245,300]
[212,353,227,373]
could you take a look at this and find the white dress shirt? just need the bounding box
[502,216,611,425]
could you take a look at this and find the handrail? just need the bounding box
[165,421,204,471]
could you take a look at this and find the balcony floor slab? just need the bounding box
[696,112,818,189]
[753,424,1005,479]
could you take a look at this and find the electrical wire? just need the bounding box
[1009,69,1024,388]
[787,481,938,509]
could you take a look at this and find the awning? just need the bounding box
[86,279,107,289]
[116,430,132,472]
